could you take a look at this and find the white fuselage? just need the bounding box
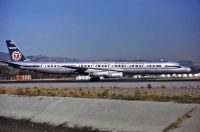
[11,61,191,76]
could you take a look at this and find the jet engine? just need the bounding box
[90,71,123,78]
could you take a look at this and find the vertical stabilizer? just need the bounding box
[6,40,28,62]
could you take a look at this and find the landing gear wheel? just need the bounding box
[90,77,100,81]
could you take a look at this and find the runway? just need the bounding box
[0,78,200,88]
[0,78,200,83]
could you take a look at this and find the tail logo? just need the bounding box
[11,51,22,61]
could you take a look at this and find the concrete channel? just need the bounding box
[0,94,199,132]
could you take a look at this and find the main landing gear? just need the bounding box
[90,77,100,81]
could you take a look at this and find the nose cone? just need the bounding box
[185,67,191,73]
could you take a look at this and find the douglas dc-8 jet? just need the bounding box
[0,40,191,81]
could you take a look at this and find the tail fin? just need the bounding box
[6,40,28,62]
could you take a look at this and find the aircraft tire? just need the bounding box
[90,77,100,81]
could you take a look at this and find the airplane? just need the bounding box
[0,40,191,81]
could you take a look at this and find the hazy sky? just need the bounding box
[0,0,200,61]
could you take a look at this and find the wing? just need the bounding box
[62,65,88,74]
[62,65,123,74]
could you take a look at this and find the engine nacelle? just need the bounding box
[90,71,123,78]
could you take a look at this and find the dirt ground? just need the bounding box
[0,116,104,132]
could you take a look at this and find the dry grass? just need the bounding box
[162,107,196,132]
[0,86,200,103]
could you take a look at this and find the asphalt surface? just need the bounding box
[0,78,200,83]
[0,79,200,88]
